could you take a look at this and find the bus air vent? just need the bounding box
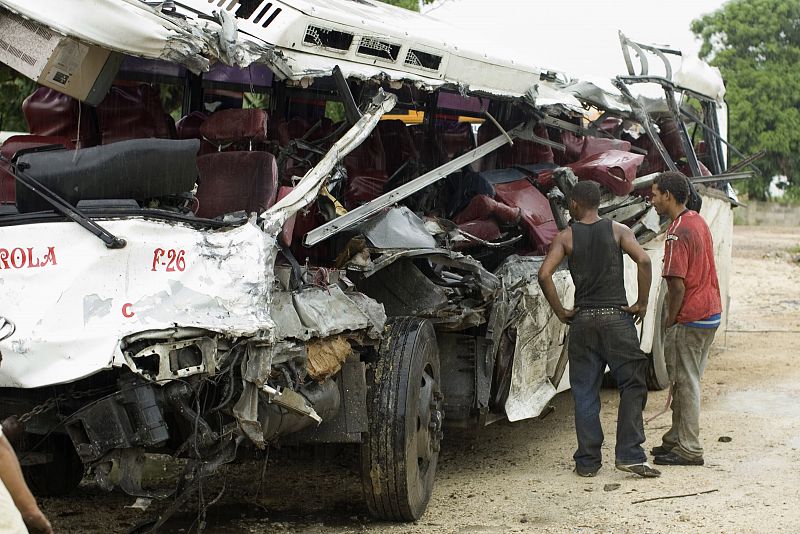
[304,26,354,52]
[405,49,442,71]
[357,37,400,62]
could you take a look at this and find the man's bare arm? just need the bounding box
[537,230,577,324]
[0,433,53,533]
[617,223,652,323]
[665,276,685,328]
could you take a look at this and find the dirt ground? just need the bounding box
[40,225,800,534]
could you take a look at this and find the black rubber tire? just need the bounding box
[23,433,84,496]
[646,281,670,391]
[361,317,443,522]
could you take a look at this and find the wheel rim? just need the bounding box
[413,362,442,491]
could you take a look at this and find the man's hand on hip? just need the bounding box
[622,301,647,324]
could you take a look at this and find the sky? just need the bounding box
[421,0,728,80]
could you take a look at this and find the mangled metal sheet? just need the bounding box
[524,82,585,113]
[0,218,275,388]
[359,206,437,250]
[496,256,573,421]
[697,189,734,330]
[623,234,665,354]
[271,286,385,341]
[558,79,632,113]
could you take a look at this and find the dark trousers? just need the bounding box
[568,310,649,469]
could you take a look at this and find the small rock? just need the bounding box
[718,436,732,442]
[604,483,621,492]
[520,514,528,523]
[584,487,594,492]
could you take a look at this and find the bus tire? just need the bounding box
[361,317,443,521]
[23,433,84,496]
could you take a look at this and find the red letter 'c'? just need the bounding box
[122,303,134,318]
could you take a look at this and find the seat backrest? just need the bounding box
[199,108,269,150]
[195,152,278,218]
[343,127,387,207]
[439,121,475,160]
[96,84,176,144]
[377,119,418,178]
[22,87,100,148]
[194,108,277,218]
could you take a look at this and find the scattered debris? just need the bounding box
[604,483,621,492]
[718,436,732,442]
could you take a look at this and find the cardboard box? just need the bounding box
[0,10,122,106]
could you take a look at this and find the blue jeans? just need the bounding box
[568,309,649,469]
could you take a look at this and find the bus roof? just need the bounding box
[0,0,722,107]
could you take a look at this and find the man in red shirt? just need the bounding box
[650,171,721,466]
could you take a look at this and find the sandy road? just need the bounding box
[42,225,800,533]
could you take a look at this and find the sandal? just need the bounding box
[615,462,662,478]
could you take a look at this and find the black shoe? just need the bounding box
[653,452,704,466]
[650,445,672,456]
[574,466,600,477]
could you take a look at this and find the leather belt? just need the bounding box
[577,307,628,316]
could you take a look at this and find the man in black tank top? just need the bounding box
[538,181,660,478]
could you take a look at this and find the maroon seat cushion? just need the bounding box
[579,137,632,160]
[176,111,215,155]
[176,111,207,140]
[344,170,389,207]
[453,194,520,226]
[567,150,644,196]
[344,129,387,206]
[440,121,475,160]
[494,180,558,254]
[195,151,278,218]
[554,131,585,165]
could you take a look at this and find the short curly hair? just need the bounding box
[654,171,690,205]
[571,180,600,209]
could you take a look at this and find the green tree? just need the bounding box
[379,0,419,10]
[0,63,36,132]
[692,0,800,200]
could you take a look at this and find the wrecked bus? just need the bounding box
[0,0,745,524]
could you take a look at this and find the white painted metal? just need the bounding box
[0,218,276,387]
